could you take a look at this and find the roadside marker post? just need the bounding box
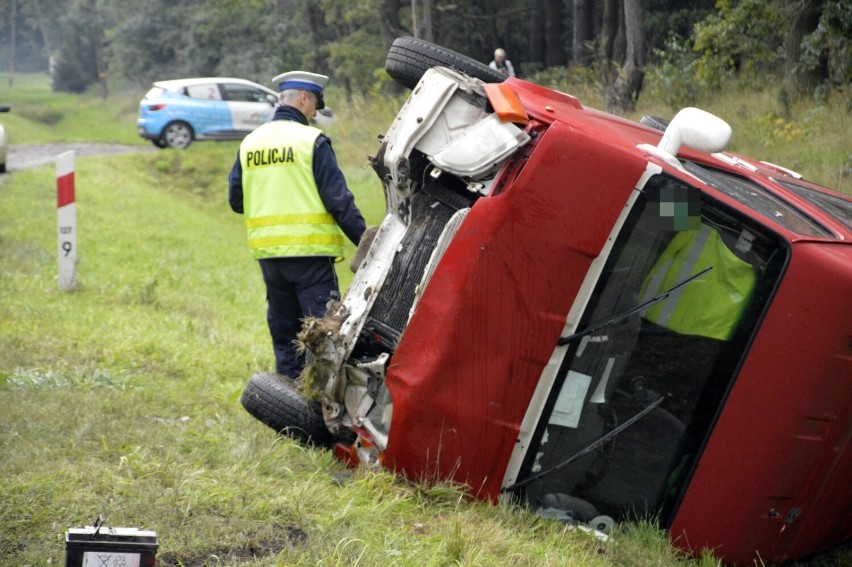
[56,151,77,290]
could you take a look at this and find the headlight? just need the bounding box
[430,114,530,179]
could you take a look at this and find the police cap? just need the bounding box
[273,71,329,109]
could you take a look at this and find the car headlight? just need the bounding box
[430,114,530,179]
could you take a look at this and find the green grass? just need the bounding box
[1,73,850,565]
[0,72,144,145]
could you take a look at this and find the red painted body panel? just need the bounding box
[383,121,648,498]
[670,242,852,563]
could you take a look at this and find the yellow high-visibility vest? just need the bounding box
[640,225,756,341]
[240,120,345,260]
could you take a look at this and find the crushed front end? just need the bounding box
[303,67,533,470]
[302,67,648,501]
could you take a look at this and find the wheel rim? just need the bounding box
[164,123,191,149]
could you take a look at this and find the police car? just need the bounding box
[136,77,337,150]
[241,38,852,565]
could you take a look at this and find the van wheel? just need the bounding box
[240,372,332,447]
[151,138,167,149]
[385,36,507,90]
[640,115,670,132]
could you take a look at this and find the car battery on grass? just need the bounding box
[65,519,157,567]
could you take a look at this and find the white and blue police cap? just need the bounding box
[272,71,329,109]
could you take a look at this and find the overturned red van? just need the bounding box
[242,38,851,564]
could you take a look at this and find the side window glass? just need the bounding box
[223,84,268,103]
[185,84,222,100]
[518,174,785,527]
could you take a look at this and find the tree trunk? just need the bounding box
[601,0,643,114]
[784,0,826,95]
[422,0,434,42]
[616,0,644,111]
[378,0,405,52]
[601,0,618,63]
[600,0,619,110]
[528,0,545,69]
[572,0,593,66]
[613,0,626,65]
[544,0,564,67]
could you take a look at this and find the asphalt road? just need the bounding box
[4,143,155,173]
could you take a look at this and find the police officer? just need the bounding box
[229,71,366,379]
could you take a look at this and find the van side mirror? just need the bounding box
[657,107,731,156]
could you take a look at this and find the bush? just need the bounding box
[51,3,100,93]
[692,0,785,89]
[646,34,701,110]
[800,0,852,90]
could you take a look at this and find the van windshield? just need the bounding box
[517,173,786,527]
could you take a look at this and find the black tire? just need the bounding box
[639,115,670,132]
[385,36,507,90]
[240,372,332,447]
[161,121,193,149]
[151,138,167,149]
[0,163,5,174]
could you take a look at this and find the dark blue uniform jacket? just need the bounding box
[228,105,366,245]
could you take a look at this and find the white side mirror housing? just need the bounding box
[657,107,732,156]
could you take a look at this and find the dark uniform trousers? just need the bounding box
[259,256,339,378]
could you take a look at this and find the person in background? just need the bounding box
[489,48,516,78]
[228,71,366,379]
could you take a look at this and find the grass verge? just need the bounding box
[0,73,142,145]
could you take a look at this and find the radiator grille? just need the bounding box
[367,181,474,346]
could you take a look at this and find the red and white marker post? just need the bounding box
[56,151,77,290]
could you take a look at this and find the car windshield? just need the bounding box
[682,160,833,238]
[773,179,852,230]
[517,173,787,526]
